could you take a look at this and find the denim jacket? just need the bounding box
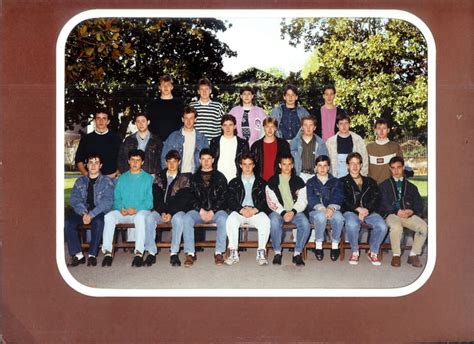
[269,104,309,139]
[306,174,344,212]
[69,174,115,218]
[161,128,209,171]
[290,133,329,175]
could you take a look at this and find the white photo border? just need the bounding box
[56,9,436,297]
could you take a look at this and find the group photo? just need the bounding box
[60,13,431,292]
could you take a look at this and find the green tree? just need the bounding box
[281,18,428,139]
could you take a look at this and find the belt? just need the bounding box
[301,170,314,174]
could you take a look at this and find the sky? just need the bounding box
[215,17,313,76]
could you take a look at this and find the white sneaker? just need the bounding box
[225,249,239,265]
[256,249,268,266]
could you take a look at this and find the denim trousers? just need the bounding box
[65,212,104,257]
[269,211,310,254]
[343,211,388,253]
[226,211,270,250]
[101,210,150,255]
[145,211,188,255]
[185,210,228,254]
[309,209,344,244]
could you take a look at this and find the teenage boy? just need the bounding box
[101,150,154,267]
[269,84,310,142]
[189,78,225,141]
[340,152,387,266]
[306,155,345,261]
[366,118,404,184]
[209,114,249,183]
[185,148,229,266]
[312,85,348,142]
[117,113,163,176]
[251,117,290,181]
[225,153,271,266]
[161,106,209,174]
[290,115,329,183]
[379,156,427,268]
[228,86,266,146]
[65,153,114,266]
[326,113,368,178]
[144,150,193,267]
[266,154,310,266]
[146,74,185,141]
[75,110,122,178]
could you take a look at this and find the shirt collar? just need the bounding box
[375,138,390,145]
[94,129,109,135]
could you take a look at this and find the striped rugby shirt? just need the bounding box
[189,100,225,141]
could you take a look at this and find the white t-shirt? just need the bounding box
[217,136,238,182]
[181,129,196,173]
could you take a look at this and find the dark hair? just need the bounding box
[221,114,237,126]
[322,85,336,94]
[239,152,256,164]
[336,112,351,124]
[263,117,278,127]
[198,77,212,89]
[301,115,317,127]
[165,150,181,161]
[389,156,405,167]
[159,74,173,84]
[279,153,294,164]
[94,110,109,119]
[182,106,197,118]
[346,152,363,164]
[133,113,149,122]
[199,148,214,158]
[283,84,298,97]
[374,118,391,128]
[238,85,256,106]
[128,149,145,161]
[86,152,102,164]
[315,155,330,166]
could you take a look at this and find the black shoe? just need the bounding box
[170,254,181,267]
[102,255,113,267]
[144,254,156,267]
[272,254,282,265]
[71,256,85,267]
[132,255,143,267]
[292,254,305,266]
[330,249,340,261]
[315,249,324,261]
[87,256,97,266]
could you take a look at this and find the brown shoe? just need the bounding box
[407,255,423,267]
[214,253,224,266]
[391,255,401,267]
[184,254,195,268]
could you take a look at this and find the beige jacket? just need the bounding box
[326,131,368,177]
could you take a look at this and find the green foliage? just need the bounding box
[281,18,428,139]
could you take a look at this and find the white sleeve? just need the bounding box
[293,187,308,213]
[265,185,285,214]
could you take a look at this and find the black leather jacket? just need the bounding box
[117,132,163,175]
[152,169,193,215]
[227,175,270,214]
[250,137,290,179]
[209,135,250,173]
[190,169,228,212]
[340,174,379,214]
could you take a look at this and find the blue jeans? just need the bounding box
[145,211,187,255]
[343,211,388,253]
[185,210,228,254]
[309,209,344,243]
[269,212,310,254]
[65,212,104,257]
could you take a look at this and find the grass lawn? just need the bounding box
[64,178,76,207]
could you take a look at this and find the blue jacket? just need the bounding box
[290,133,329,175]
[69,174,115,218]
[161,128,209,172]
[378,177,424,218]
[306,174,344,212]
[269,104,309,139]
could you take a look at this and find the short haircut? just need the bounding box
[182,106,197,118]
[199,148,214,158]
[198,77,212,89]
[322,85,336,94]
[128,149,145,161]
[86,152,102,164]
[165,149,181,161]
[389,155,405,167]
[133,113,148,122]
[283,84,298,96]
[95,110,109,119]
[301,115,317,127]
[263,117,278,127]
[159,74,173,84]
[374,118,391,128]
[239,85,254,95]
[221,114,236,125]
[279,153,294,164]
[336,112,351,124]
[315,155,330,166]
[346,152,363,164]
[239,152,256,164]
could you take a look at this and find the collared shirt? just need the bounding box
[241,174,255,207]
[136,131,151,152]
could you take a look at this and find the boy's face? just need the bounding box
[94,112,110,132]
[159,81,173,97]
[200,154,214,171]
[240,91,254,105]
[166,158,180,173]
[198,85,211,101]
[375,123,390,140]
[337,119,350,134]
[347,157,362,175]
[283,89,298,107]
[87,157,102,176]
[323,89,335,105]
[263,122,276,138]
[316,160,329,176]
[302,119,316,136]
[135,115,149,133]
[222,120,235,136]
[240,158,255,176]
[390,161,404,179]
[128,155,144,173]
[279,158,294,175]
[182,112,196,130]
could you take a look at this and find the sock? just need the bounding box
[188,252,195,257]
[294,251,300,256]
[409,251,417,257]
[88,254,96,258]
[274,251,281,255]
[215,252,222,255]
[352,251,359,256]
[170,252,177,257]
[393,253,400,257]
[315,242,323,250]
[75,252,84,259]
[331,242,338,250]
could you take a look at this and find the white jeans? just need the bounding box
[226,211,270,250]
[102,210,151,254]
